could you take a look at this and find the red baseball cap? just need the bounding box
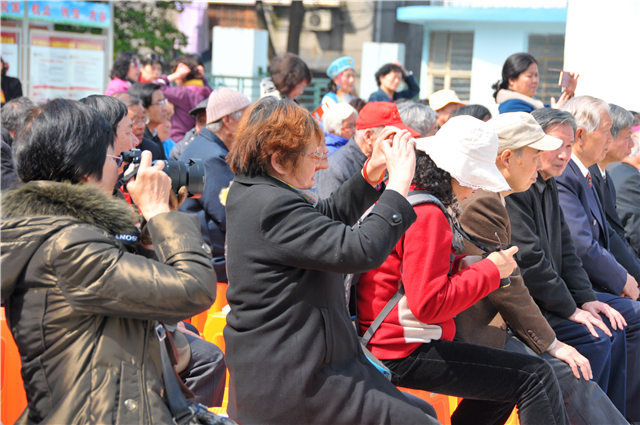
[355,101,421,138]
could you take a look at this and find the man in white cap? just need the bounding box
[179,87,251,283]
[428,89,464,128]
[457,112,629,425]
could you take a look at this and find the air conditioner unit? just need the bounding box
[303,10,332,32]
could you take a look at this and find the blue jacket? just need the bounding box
[556,159,627,295]
[498,99,537,114]
[324,133,349,155]
[178,128,233,282]
[368,74,420,103]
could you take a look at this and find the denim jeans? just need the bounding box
[504,332,628,425]
[382,339,569,425]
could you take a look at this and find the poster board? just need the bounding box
[29,30,107,102]
[1,30,20,78]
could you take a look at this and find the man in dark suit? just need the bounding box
[459,112,627,424]
[555,97,640,423]
[589,104,640,279]
[179,88,251,284]
[609,148,640,256]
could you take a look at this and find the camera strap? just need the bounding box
[113,164,140,192]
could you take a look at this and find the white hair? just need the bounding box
[322,103,358,136]
[561,95,610,134]
[207,109,244,133]
[398,102,437,137]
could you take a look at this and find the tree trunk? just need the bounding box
[287,1,305,55]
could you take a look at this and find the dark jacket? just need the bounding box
[223,171,429,425]
[170,127,198,160]
[556,159,627,295]
[456,190,556,353]
[505,175,598,327]
[179,128,232,283]
[314,137,366,199]
[1,127,19,190]
[609,162,640,256]
[590,164,640,279]
[142,128,167,160]
[1,74,23,104]
[368,74,420,103]
[1,182,216,424]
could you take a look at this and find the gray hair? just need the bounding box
[560,95,609,134]
[1,97,36,132]
[322,103,357,137]
[608,104,636,139]
[112,91,142,108]
[398,102,437,137]
[531,108,577,135]
[207,109,244,133]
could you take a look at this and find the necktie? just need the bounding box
[586,172,592,188]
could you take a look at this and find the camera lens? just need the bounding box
[156,159,205,198]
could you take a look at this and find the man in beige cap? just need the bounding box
[454,112,628,425]
[428,89,464,128]
[179,87,251,283]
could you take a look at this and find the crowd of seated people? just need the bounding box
[1,49,640,425]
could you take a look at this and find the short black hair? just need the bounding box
[450,104,492,121]
[110,51,139,80]
[268,53,312,97]
[170,55,199,81]
[1,97,36,133]
[374,63,404,87]
[128,83,162,109]
[141,51,164,67]
[13,99,114,184]
[79,95,128,136]
[413,150,454,207]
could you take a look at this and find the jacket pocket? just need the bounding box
[116,362,143,424]
[320,308,333,363]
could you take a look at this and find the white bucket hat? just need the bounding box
[415,115,511,192]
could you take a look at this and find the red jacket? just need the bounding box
[357,197,500,360]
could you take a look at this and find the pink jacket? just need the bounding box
[104,77,131,96]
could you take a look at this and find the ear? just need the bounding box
[498,149,513,168]
[507,77,515,89]
[574,127,585,147]
[270,152,287,176]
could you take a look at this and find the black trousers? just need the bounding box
[382,339,569,425]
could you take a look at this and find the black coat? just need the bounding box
[1,128,19,190]
[223,171,431,425]
[609,162,640,256]
[505,176,597,327]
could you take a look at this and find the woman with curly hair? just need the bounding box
[105,51,141,96]
[357,116,570,425]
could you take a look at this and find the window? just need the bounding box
[528,34,565,105]
[427,31,474,101]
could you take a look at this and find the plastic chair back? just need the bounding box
[1,307,28,425]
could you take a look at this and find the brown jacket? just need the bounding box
[1,181,216,424]
[455,190,556,354]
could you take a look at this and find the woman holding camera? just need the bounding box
[357,116,569,425]
[223,96,439,424]
[1,99,216,424]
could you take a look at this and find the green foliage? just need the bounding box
[114,1,189,61]
[54,24,102,35]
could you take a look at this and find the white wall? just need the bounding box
[419,21,565,117]
[564,1,640,111]
[360,42,406,101]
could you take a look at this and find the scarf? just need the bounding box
[271,175,320,207]
[184,79,204,87]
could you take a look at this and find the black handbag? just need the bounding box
[155,323,237,425]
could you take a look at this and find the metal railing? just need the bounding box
[206,74,331,111]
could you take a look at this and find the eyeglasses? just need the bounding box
[302,148,325,163]
[151,99,168,107]
[108,154,124,167]
[133,116,149,126]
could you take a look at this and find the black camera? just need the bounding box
[121,149,206,198]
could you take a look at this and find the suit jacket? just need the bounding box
[456,190,556,354]
[142,128,167,161]
[556,159,627,295]
[609,162,640,256]
[506,176,597,327]
[590,164,640,279]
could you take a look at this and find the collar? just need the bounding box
[534,174,550,193]
[571,153,590,177]
[597,164,606,179]
[199,128,229,153]
[495,89,545,109]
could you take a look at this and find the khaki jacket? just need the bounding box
[1,181,216,424]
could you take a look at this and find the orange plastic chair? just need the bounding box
[398,387,458,425]
[189,283,228,335]
[203,311,227,354]
[1,307,28,425]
